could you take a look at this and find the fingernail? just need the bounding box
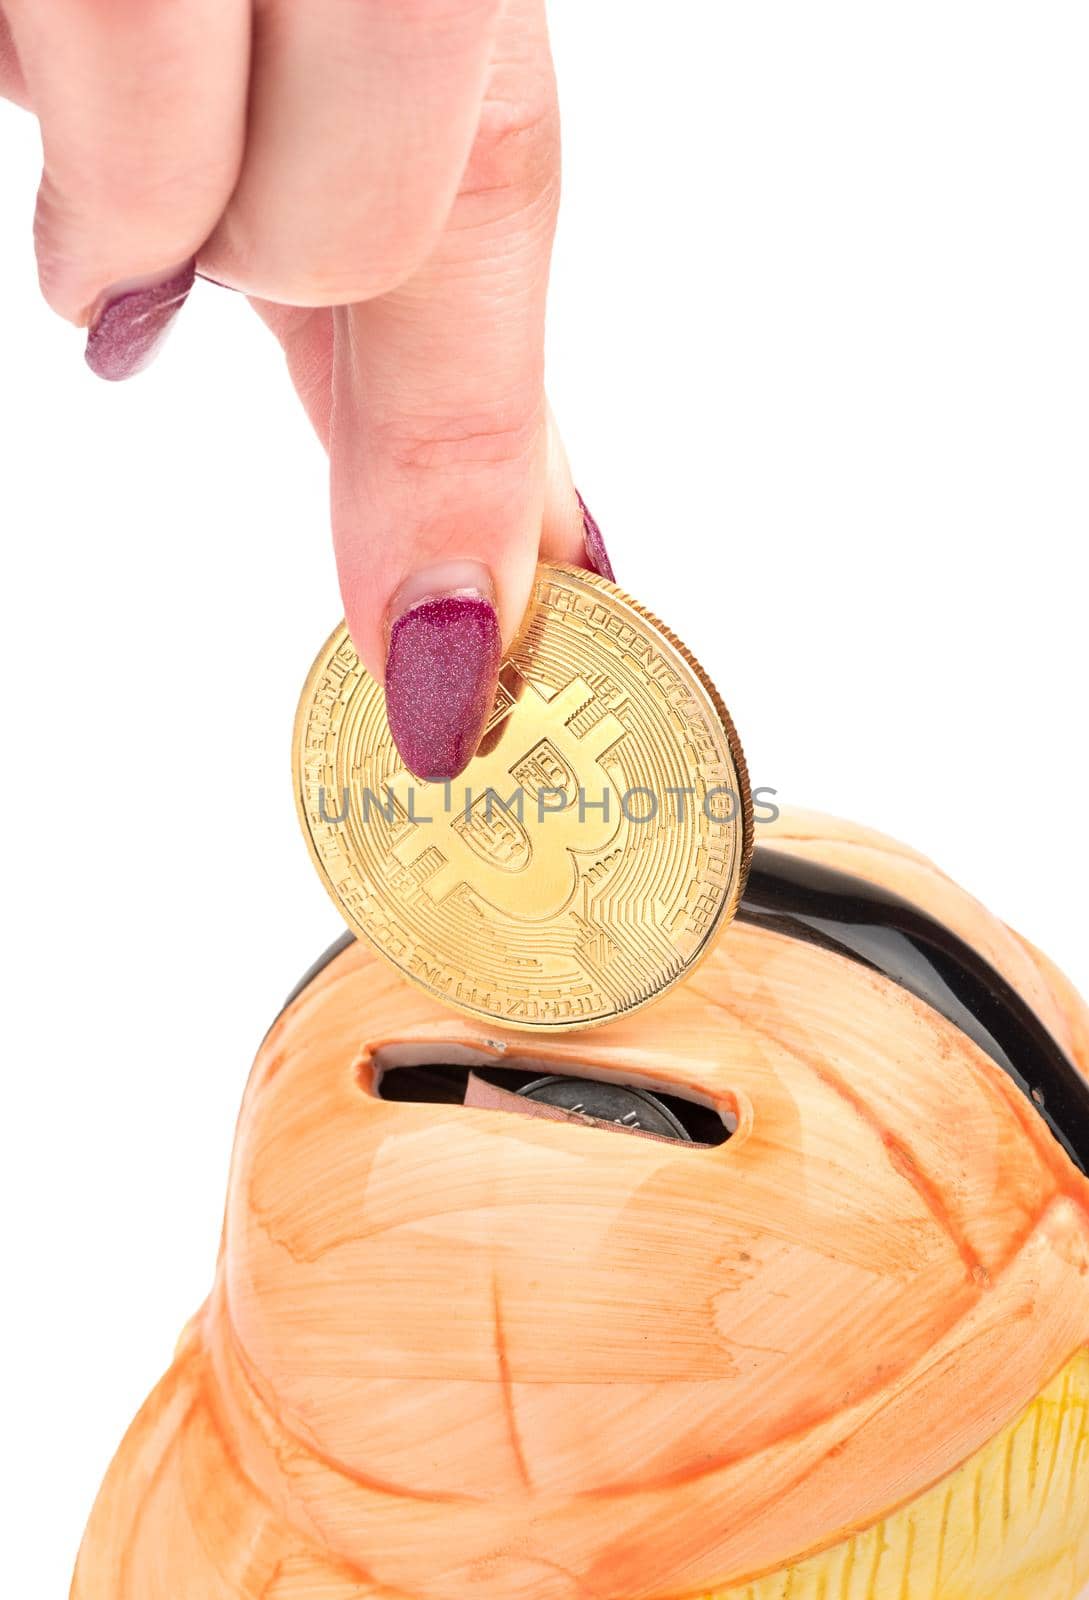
[384,562,502,782]
[576,491,615,582]
[85,259,196,381]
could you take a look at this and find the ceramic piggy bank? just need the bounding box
[73,811,1089,1600]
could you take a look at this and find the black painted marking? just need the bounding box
[283,847,1089,1174]
[737,851,1089,1175]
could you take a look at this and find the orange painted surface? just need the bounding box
[72,812,1089,1600]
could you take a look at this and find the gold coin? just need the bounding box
[293,563,752,1031]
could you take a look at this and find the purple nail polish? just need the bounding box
[385,593,502,781]
[576,491,615,582]
[84,260,196,381]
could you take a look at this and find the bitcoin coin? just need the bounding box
[293,562,752,1031]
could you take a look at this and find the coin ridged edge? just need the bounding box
[539,563,755,902]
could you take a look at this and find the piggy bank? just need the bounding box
[72,810,1089,1600]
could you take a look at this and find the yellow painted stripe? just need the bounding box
[704,1350,1089,1600]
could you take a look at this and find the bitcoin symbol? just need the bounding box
[387,674,625,921]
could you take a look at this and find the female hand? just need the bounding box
[0,0,613,779]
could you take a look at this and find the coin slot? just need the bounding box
[370,1047,732,1146]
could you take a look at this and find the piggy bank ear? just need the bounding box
[759,806,1088,1074]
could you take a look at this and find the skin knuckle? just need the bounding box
[371,409,541,476]
[461,91,558,203]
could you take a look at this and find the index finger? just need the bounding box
[329,0,584,781]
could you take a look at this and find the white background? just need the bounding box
[1,5,1087,1593]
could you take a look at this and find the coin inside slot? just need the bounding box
[370,1046,733,1146]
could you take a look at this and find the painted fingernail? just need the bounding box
[576,491,615,582]
[85,259,196,381]
[384,563,502,782]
